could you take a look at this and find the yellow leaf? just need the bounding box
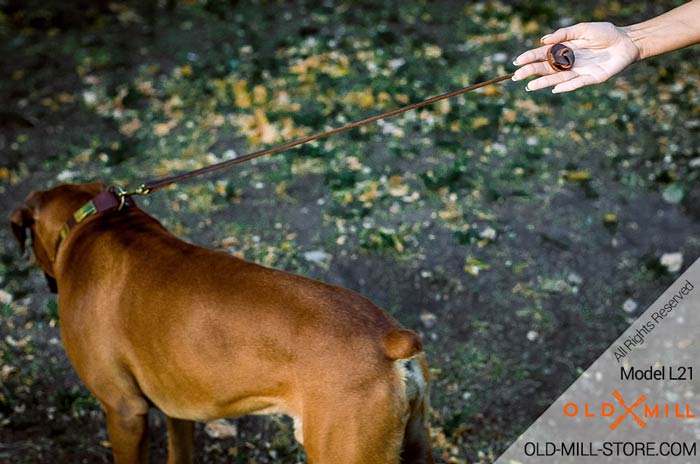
[377,91,391,104]
[438,203,462,222]
[254,108,277,144]
[424,44,442,58]
[523,20,539,34]
[388,176,408,197]
[436,99,451,115]
[346,156,363,171]
[471,117,489,129]
[275,181,287,197]
[604,213,618,224]
[153,121,175,136]
[482,85,502,97]
[502,109,517,123]
[233,80,251,109]
[180,64,193,77]
[358,182,379,202]
[57,93,74,103]
[393,236,405,253]
[566,170,591,182]
[120,118,142,136]
[395,94,409,104]
[253,85,267,105]
[359,92,375,108]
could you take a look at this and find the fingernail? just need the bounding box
[511,74,519,82]
[540,34,552,43]
[512,59,519,66]
[552,88,559,94]
[525,84,532,92]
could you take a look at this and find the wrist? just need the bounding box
[621,24,648,61]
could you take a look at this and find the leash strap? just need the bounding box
[131,73,515,195]
[120,44,573,196]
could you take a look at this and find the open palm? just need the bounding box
[513,22,641,93]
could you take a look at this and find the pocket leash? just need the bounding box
[119,44,575,199]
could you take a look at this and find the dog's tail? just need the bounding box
[383,329,423,360]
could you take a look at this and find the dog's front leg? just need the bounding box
[165,416,194,464]
[104,398,150,464]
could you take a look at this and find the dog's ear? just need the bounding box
[10,206,33,255]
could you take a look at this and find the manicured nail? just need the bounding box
[552,88,559,94]
[511,74,519,81]
[525,84,532,92]
[512,59,519,66]
[540,34,552,43]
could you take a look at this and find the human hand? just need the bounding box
[512,22,641,93]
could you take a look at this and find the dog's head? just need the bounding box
[10,182,106,293]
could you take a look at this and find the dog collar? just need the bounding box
[55,188,134,256]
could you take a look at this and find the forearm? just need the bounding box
[624,0,700,60]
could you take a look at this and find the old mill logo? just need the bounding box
[563,390,696,430]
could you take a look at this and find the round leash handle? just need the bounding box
[546,44,575,71]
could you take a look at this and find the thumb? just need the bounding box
[541,23,589,44]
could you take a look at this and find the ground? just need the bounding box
[1,1,699,463]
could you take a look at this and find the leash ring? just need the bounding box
[110,185,128,210]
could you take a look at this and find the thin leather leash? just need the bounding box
[121,44,575,197]
[55,45,574,254]
[127,74,513,196]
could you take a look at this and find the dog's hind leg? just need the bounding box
[165,416,195,464]
[103,395,150,464]
[301,379,405,464]
[398,355,434,464]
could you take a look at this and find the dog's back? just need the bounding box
[12,182,433,463]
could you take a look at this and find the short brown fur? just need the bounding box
[10,182,433,464]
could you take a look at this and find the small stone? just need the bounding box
[567,272,583,286]
[492,52,508,63]
[660,252,683,273]
[0,290,12,305]
[56,169,76,182]
[526,330,538,341]
[479,227,497,240]
[419,312,437,329]
[303,250,331,266]
[205,419,238,439]
[622,298,638,313]
[222,149,238,160]
[1,365,18,380]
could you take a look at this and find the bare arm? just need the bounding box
[512,0,700,93]
[626,0,700,60]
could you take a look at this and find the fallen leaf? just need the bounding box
[120,118,142,136]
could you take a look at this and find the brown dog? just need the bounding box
[10,182,433,464]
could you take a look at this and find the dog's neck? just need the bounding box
[55,190,132,259]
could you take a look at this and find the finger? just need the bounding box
[524,71,577,91]
[542,23,590,44]
[552,74,599,93]
[512,61,556,81]
[513,44,553,66]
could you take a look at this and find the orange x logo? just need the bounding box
[610,390,647,430]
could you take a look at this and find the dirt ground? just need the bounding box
[1,1,699,463]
